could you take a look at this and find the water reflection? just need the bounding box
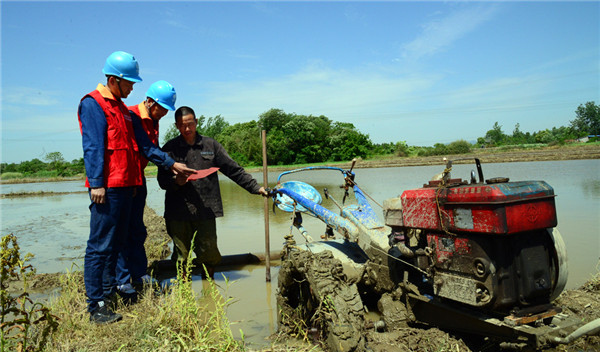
[0,180,85,194]
[581,179,600,199]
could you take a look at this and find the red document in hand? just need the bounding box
[186,167,220,181]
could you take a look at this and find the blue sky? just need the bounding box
[1,1,598,164]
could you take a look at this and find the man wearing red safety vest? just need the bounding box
[115,81,177,296]
[78,51,194,324]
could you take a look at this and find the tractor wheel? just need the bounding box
[547,227,568,301]
[277,249,366,352]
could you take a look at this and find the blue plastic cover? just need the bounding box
[275,181,322,212]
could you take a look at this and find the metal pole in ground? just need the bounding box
[262,129,271,282]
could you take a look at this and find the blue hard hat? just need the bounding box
[102,51,142,83]
[146,80,177,111]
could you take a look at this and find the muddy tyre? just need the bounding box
[277,250,366,352]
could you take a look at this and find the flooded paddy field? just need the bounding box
[1,159,599,348]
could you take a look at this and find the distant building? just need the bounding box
[577,135,600,142]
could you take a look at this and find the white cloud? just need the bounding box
[200,63,441,123]
[162,19,190,30]
[401,4,499,62]
[226,50,260,60]
[2,109,77,135]
[189,54,579,146]
[3,87,60,107]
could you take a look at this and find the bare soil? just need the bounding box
[363,280,600,352]
[245,144,600,173]
[340,144,600,169]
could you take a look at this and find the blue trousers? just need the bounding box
[84,187,133,312]
[116,179,149,285]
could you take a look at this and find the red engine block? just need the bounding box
[400,181,557,235]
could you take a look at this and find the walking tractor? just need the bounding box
[269,158,600,351]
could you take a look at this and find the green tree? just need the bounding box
[18,158,46,175]
[266,130,293,165]
[511,123,526,144]
[202,115,229,139]
[485,122,506,146]
[285,115,333,163]
[550,126,577,143]
[395,141,409,157]
[162,123,179,144]
[258,108,292,132]
[218,121,262,166]
[534,129,555,144]
[570,101,600,137]
[67,157,85,176]
[259,109,297,164]
[44,151,64,164]
[0,163,18,174]
[433,143,448,155]
[446,140,471,154]
[43,151,67,176]
[370,142,397,155]
[163,114,226,144]
[328,122,371,161]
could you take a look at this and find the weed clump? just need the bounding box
[1,234,59,352]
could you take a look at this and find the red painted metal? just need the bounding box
[401,181,557,235]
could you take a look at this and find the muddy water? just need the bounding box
[1,159,599,347]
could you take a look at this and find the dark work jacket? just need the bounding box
[157,133,261,221]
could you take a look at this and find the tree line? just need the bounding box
[163,108,373,166]
[1,101,598,178]
[0,152,84,179]
[162,101,599,164]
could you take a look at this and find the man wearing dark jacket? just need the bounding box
[157,106,268,278]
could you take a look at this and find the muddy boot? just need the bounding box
[90,301,122,325]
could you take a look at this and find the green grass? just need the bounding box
[42,267,244,351]
[0,172,24,180]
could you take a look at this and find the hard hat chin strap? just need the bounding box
[115,77,125,100]
[145,99,156,119]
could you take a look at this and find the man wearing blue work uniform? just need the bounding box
[115,81,178,295]
[78,51,194,324]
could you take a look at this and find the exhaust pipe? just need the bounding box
[553,318,600,344]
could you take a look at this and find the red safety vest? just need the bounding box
[129,102,160,171]
[78,84,143,188]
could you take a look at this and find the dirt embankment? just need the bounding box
[242,144,600,175]
[342,144,600,169]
